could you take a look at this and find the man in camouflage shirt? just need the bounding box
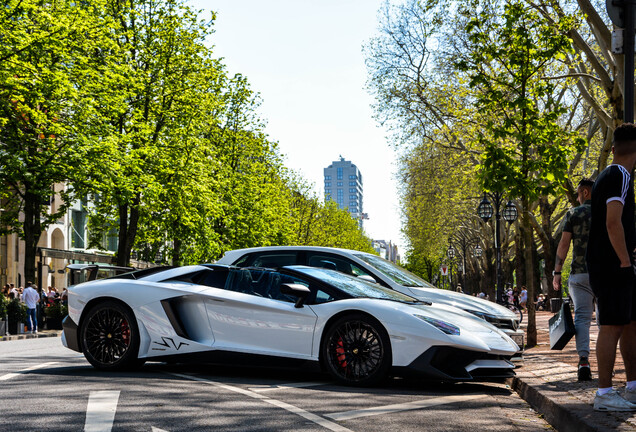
[553,178,595,381]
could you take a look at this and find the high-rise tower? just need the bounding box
[324,156,364,227]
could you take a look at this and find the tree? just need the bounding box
[86,0,220,266]
[458,1,585,346]
[364,0,515,286]
[365,0,600,302]
[0,0,118,282]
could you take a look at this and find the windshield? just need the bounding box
[292,266,419,303]
[354,254,436,288]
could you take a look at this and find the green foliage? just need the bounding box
[6,299,26,324]
[44,303,68,320]
[0,0,119,280]
[364,0,603,314]
[80,0,375,263]
[0,0,382,273]
[403,250,444,284]
[0,295,7,318]
[459,1,585,199]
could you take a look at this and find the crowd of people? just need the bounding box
[470,286,530,311]
[2,283,67,305]
[1,282,68,334]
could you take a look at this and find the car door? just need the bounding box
[203,268,318,359]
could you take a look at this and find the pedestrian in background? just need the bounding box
[22,282,39,334]
[587,123,636,411]
[513,288,520,309]
[553,178,595,381]
[46,286,58,305]
[9,283,18,299]
[519,286,528,311]
[61,287,68,306]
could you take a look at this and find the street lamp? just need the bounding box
[477,196,494,221]
[476,192,518,303]
[502,200,518,223]
[474,244,483,257]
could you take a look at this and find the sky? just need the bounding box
[191,0,406,253]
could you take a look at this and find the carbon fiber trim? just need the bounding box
[161,298,190,339]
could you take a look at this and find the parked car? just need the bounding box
[217,246,525,351]
[62,264,518,385]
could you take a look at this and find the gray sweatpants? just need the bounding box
[568,273,595,359]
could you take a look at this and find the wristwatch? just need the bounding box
[552,270,561,276]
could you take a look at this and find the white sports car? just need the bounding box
[62,264,518,385]
[217,246,525,351]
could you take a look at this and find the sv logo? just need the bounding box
[152,337,189,351]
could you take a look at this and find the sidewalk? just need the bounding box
[0,329,62,341]
[510,310,636,432]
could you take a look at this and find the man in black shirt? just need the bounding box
[587,123,636,411]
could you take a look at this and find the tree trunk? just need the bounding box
[515,224,525,290]
[116,193,141,267]
[538,197,559,303]
[172,224,182,266]
[522,197,537,348]
[23,188,42,284]
[117,202,129,267]
[480,248,496,298]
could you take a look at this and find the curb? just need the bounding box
[508,375,598,432]
[0,331,62,342]
[509,372,636,431]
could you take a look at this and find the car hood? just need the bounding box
[401,302,519,354]
[404,287,517,320]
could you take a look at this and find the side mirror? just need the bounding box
[357,275,377,284]
[280,283,311,308]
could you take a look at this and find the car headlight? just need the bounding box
[414,314,460,335]
[469,310,519,330]
[468,310,495,321]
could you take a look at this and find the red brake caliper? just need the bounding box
[336,338,347,368]
[121,319,131,346]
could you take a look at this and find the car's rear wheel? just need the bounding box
[80,300,143,370]
[321,314,391,386]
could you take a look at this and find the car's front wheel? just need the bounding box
[80,300,143,370]
[321,313,391,386]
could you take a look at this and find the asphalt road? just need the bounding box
[0,337,551,431]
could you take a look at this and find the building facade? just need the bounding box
[324,157,364,227]
[0,184,118,290]
[372,240,400,263]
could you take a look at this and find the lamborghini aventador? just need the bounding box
[62,264,518,385]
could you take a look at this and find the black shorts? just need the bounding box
[590,266,636,325]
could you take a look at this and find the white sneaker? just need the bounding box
[594,389,636,411]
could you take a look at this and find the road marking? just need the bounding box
[152,428,169,432]
[167,372,352,432]
[84,391,120,432]
[0,361,58,381]
[325,394,487,421]
[248,381,328,392]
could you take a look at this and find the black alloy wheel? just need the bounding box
[322,313,391,386]
[80,300,143,370]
